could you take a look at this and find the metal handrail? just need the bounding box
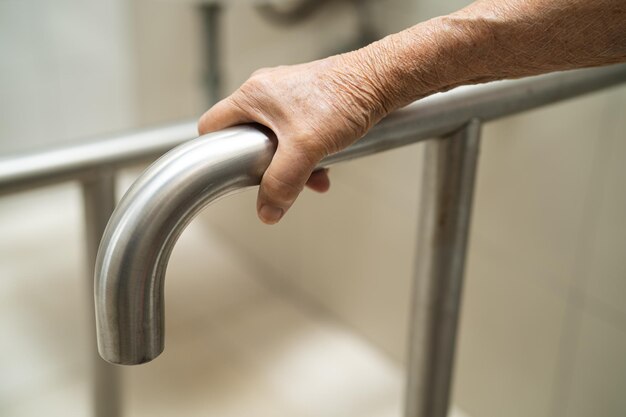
[2,64,625,194]
[2,63,626,417]
[0,122,198,195]
[92,63,626,362]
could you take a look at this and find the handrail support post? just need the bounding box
[405,119,482,417]
[82,172,122,417]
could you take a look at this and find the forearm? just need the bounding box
[198,0,625,224]
[358,0,626,111]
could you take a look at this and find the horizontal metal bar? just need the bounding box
[0,122,197,195]
[322,63,626,165]
[2,64,625,196]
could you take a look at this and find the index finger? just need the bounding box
[197,97,252,135]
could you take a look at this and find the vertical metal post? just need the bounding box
[82,172,122,417]
[404,119,482,417]
[200,2,222,107]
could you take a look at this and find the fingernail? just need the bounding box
[259,205,284,224]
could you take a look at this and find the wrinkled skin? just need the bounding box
[198,54,391,223]
[198,0,626,224]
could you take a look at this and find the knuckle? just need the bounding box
[244,73,270,93]
[236,79,272,113]
[224,94,246,114]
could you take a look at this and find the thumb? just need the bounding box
[257,144,319,225]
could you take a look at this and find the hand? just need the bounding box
[198,51,390,224]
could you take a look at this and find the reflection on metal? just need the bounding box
[93,64,626,366]
[82,173,122,417]
[405,120,481,417]
[0,64,625,416]
[95,126,277,364]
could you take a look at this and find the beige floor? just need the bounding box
[0,184,468,417]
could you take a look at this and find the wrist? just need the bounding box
[358,13,498,109]
[327,49,396,129]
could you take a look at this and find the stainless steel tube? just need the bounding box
[82,173,122,417]
[0,121,197,195]
[404,120,482,417]
[95,126,277,364]
[1,64,625,196]
[321,63,626,166]
[93,65,626,366]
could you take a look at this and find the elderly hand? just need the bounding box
[198,0,626,225]
[198,52,392,224]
